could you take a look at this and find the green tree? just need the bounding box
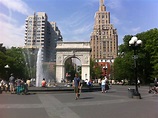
[0,51,7,79]
[114,28,158,84]
[5,47,27,80]
[142,28,158,78]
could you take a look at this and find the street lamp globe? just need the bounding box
[137,40,142,45]
[129,36,142,47]
[129,36,138,45]
[131,36,138,42]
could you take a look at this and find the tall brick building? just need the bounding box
[90,0,118,62]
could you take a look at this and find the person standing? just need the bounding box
[105,76,109,92]
[16,78,21,95]
[101,78,106,93]
[73,73,80,100]
[9,74,15,94]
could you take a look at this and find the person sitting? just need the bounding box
[26,78,31,87]
[153,86,158,94]
[41,78,46,87]
[16,78,21,95]
[87,80,93,87]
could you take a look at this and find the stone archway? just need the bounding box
[56,41,91,83]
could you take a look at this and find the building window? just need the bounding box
[37,24,41,26]
[37,17,41,20]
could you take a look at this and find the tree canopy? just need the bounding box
[0,46,27,80]
[114,28,158,84]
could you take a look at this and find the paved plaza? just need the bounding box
[0,85,157,118]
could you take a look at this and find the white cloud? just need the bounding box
[0,13,25,47]
[60,11,88,28]
[106,0,122,9]
[0,0,33,47]
[111,15,121,25]
[0,13,17,23]
[131,27,141,33]
[86,0,99,6]
[0,0,32,15]
[73,23,93,34]
[58,10,93,41]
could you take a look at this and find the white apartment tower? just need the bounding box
[24,12,62,62]
[90,0,118,61]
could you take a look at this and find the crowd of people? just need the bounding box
[0,72,53,94]
[0,74,28,95]
[3,73,157,97]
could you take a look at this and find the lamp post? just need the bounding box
[4,65,10,80]
[129,36,142,99]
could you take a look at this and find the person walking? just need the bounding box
[73,73,80,100]
[137,79,140,88]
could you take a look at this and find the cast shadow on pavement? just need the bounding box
[79,96,94,99]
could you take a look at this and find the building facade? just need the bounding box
[90,0,118,62]
[24,12,62,62]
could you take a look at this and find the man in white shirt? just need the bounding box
[101,78,106,93]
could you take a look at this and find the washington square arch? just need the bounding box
[55,41,91,83]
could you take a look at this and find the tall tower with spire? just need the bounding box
[99,0,106,11]
[90,0,118,62]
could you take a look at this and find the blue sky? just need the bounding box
[0,0,158,47]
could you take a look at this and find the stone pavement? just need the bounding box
[0,85,158,118]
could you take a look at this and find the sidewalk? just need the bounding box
[0,85,157,118]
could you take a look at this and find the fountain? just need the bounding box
[36,48,44,87]
[23,47,55,87]
[22,48,32,78]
